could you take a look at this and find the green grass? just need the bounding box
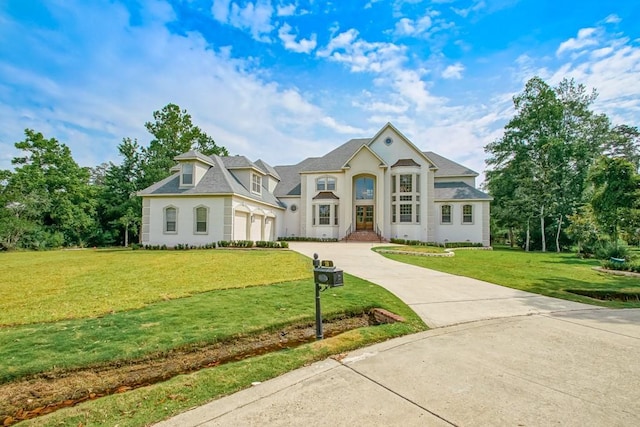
[0,273,423,383]
[0,249,426,425]
[379,247,640,308]
[0,249,311,325]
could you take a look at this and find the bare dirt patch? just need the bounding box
[1,314,378,425]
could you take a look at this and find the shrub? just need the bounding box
[277,236,339,242]
[595,241,630,261]
[389,239,483,248]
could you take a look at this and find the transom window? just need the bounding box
[399,174,412,192]
[316,176,336,191]
[463,204,473,224]
[164,206,177,233]
[441,205,452,224]
[252,174,262,194]
[355,177,374,200]
[182,163,193,185]
[195,206,208,233]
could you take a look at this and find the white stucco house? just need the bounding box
[138,123,492,247]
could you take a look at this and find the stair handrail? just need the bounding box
[344,224,352,242]
[375,223,383,242]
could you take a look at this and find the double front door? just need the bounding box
[355,205,374,231]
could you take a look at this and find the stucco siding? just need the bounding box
[146,196,226,246]
[434,202,484,244]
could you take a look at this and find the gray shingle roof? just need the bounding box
[273,164,303,197]
[425,151,478,177]
[220,155,260,170]
[300,139,369,172]
[174,150,214,164]
[434,182,492,200]
[254,159,281,180]
[138,155,284,207]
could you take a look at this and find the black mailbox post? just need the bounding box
[313,253,344,340]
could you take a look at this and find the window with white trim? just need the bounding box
[441,205,452,224]
[181,163,193,186]
[194,206,208,234]
[164,206,178,233]
[251,174,262,194]
[462,204,473,224]
[312,202,339,226]
[319,204,330,225]
[391,173,420,224]
[316,176,336,191]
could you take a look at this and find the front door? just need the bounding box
[355,206,374,231]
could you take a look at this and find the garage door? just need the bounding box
[250,214,263,241]
[233,211,248,240]
[264,217,274,241]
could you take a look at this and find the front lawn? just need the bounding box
[376,247,640,308]
[0,249,426,426]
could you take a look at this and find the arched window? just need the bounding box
[194,206,208,234]
[441,205,452,224]
[164,206,178,233]
[462,205,473,224]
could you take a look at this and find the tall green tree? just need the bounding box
[0,129,96,248]
[588,156,640,245]
[486,77,617,252]
[141,103,228,187]
[96,138,144,245]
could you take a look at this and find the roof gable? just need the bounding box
[342,144,387,169]
[368,122,437,169]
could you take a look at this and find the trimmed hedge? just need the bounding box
[278,236,339,242]
[389,238,484,248]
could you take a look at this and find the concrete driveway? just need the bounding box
[157,243,640,426]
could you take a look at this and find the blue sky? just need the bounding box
[1,0,639,183]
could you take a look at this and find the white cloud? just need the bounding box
[317,29,406,73]
[211,0,274,42]
[604,14,621,24]
[0,1,360,170]
[278,23,317,53]
[452,0,486,18]
[393,9,454,39]
[517,23,640,127]
[442,62,464,79]
[556,27,599,56]
[276,2,296,16]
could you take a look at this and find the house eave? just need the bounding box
[139,192,286,210]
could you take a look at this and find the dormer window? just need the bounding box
[252,173,262,194]
[181,163,194,186]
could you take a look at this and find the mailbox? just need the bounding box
[313,266,344,287]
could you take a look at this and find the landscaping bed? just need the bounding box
[566,289,640,302]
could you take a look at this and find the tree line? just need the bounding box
[485,76,640,257]
[0,104,228,250]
